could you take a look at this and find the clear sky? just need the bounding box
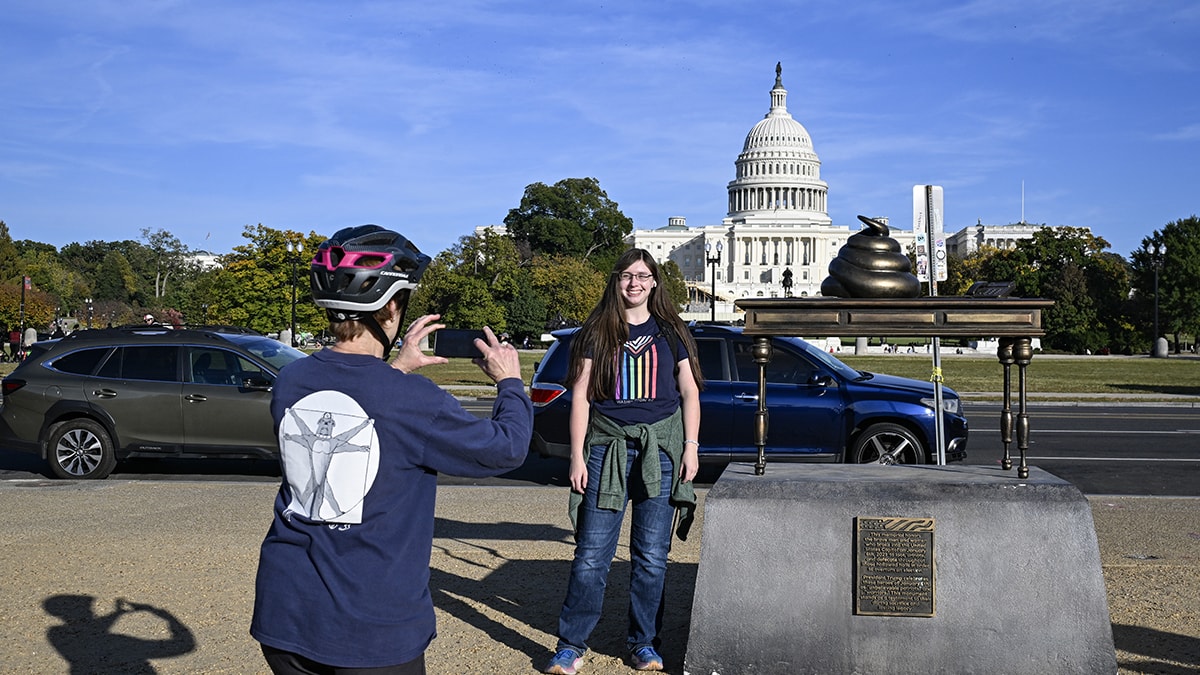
[2,1,1196,261]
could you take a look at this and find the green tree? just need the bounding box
[504,274,550,341]
[978,227,1129,353]
[503,177,634,266]
[19,248,90,318]
[207,224,324,335]
[529,254,605,325]
[93,251,140,303]
[660,259,688,310]
[940,246,1002,296]
[140,228,190,298]
[1131,215,1200,352]
[0,282,55,335]
[408,230,531,333]
[0,222,21,284]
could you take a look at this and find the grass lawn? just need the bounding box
[837,354,1200,397]
[419,351,1200,399]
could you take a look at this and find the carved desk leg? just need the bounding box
[753,336,772,476]
[998,338,1015,471]
[1014,337,1034,479]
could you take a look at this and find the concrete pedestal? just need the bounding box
[685,463,1116,675]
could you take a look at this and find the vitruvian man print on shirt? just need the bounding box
[278,390,381,525]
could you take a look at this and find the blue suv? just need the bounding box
[529,324,967,464]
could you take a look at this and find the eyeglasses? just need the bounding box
[617,272,654,283]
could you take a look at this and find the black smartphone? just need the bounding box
[433,329,486,359]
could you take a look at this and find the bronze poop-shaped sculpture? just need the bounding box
[820,215,921,298]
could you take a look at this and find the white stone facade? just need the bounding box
[946,220,1058,257]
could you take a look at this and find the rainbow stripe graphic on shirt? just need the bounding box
[614,334,658,401]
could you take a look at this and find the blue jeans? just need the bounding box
[556,443,675,654]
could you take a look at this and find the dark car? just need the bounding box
[529,324,967,465]
[0,326,307,479]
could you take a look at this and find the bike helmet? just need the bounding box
[310,225,431,320]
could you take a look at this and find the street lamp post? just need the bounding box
[286,241,298,347]
[1150,243,1167,357]
[706,241,723,323]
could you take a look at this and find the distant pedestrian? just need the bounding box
[8,327,19,359]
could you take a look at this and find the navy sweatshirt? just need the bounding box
[250,348,531,667]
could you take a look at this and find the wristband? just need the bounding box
[683,440,699,447]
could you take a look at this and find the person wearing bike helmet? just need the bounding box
[251,225,532,675]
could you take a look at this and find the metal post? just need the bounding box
[287,241,298,347]
[86,298,93,329]
[752,336,771,475]
[1014,338,1033,479]
[19,276,26,352]
[998,338,1015,470]
[1151,243,1166,355]
[706,241,722,322]
[924,185,946,465]
[1154,264,1159,347]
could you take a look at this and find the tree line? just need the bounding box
[1,178,1195,354]
[938,218,1198,354]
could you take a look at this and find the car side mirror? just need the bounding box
[242,376,274,392]
[808,373,835,387]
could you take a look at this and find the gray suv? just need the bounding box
[0,326,306,479]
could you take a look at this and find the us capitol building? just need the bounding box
[627,64,1050,321]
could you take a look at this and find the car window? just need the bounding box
[189,347,272,385]
[694,338,729,382]
[49,347,112,376]
[222,334,306,371]
[731,339,816,384]
[97,345,181,382]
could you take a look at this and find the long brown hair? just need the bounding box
[567,248,704,402]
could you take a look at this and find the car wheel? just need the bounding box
[850,423,926,465]
[47,419,117,479]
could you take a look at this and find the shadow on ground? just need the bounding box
[431,516,699,673]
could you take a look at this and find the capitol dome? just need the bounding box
[726,63,829,224]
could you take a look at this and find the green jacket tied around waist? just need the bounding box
[568,407,697,541]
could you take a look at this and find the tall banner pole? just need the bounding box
[915,186,947,465]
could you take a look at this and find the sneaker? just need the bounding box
[630,646,663,671]
[544,647,583,674]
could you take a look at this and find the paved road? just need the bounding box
[2,400,1197,497]
[963,403,1200,496]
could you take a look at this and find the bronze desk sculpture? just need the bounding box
[735,296,1053,478]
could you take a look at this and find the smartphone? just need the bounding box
[433,329,485,359]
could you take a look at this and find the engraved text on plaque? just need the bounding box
[855,516,935,617]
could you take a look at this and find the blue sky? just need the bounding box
[2,1,1196,261]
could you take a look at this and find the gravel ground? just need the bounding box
[0,480,1196,674]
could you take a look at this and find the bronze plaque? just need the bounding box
[855,517,935,617]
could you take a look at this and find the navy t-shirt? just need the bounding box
[592,317,690,426]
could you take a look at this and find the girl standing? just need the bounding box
[544,249,703,674]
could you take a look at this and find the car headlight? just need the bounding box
[921,397,961,415]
